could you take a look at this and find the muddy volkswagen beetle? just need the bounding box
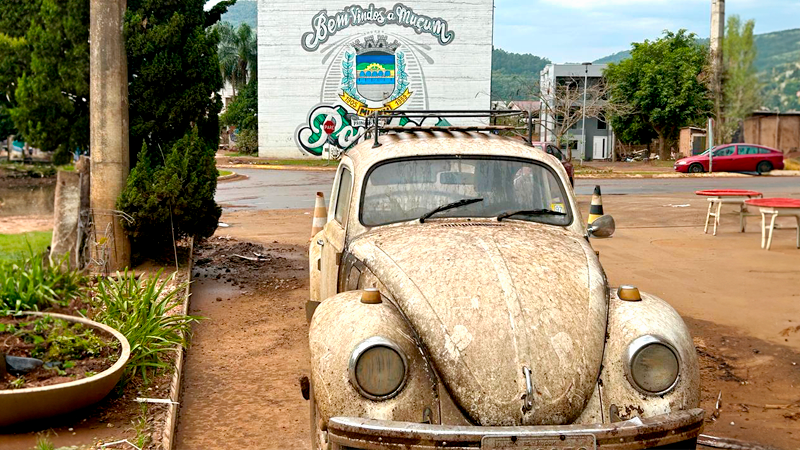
[307,112,702,450]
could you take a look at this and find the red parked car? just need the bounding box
[531,141,574,185]
[674,144,785,174]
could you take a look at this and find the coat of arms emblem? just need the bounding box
[340,35,412,116]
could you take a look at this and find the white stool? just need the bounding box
[704,197,755,236]
[756,207,800,250]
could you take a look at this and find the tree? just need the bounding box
[720,16,761,142]
[0,0,41,144]
[221,77,257,131]
[491,48,550,101]
[221,77,258,154]
[764,62,800,112]
[537,76,628,159]
[10,0,89,164]
[119,0,229,256]
[117,129,221,252]
[125,0,227,156]
[605,30,712,160]
[216,22,257,97]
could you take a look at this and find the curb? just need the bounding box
[217,171,240,181]
[161,237,194,450]
[216,163,338,172]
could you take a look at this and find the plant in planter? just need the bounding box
[0,315,119,389]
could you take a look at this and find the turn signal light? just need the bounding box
[361,288,382,304]
[617,285,642,302]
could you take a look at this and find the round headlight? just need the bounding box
[626,336,680,395]
[349,337,407,400]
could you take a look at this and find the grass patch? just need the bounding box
[0,231,52,262]
[0,249,86,312]
[217,169,233,177]
[785,158,800,171]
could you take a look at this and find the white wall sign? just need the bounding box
[258,0,493,158]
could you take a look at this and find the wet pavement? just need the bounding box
[218,168,800,210]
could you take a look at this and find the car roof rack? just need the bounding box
[368,109,535,148]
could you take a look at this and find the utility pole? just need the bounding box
[90,0,130,271]
[710,0,725,152]
[581,62,592,163]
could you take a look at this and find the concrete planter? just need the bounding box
[0,312,131,427]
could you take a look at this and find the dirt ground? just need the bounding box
[174,210,312,450]
[172,197,799,449]
[0,215,52,234]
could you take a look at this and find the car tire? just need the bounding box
[757,161,773,174]
[688,164,704,173]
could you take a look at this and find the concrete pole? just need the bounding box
[90,0,130,271]
[581,62,591,163]
[710,0,725,143]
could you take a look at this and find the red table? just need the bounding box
[745,198,800,250]
[695,190,763,235]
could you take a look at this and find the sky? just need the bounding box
[494,0,800,62]
[206,0,799,62]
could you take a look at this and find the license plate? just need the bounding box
[481,435,596,450]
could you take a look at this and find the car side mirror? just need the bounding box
[588,215,615,239]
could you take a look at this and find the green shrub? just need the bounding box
[235,128,258,155]
[117,128,221,256]
[93,269,199,384]
[0,250,86,312]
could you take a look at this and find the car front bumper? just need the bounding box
[326,408,704,450]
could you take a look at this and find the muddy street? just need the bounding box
[172,192,800,449]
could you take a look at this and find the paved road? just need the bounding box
[218,168,800,211]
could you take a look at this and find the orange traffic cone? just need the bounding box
[311,192,327,237]
[588,185,604,224]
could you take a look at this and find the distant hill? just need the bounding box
[491,49,551,101]
[593,28,800,110]
[221,0,256,29]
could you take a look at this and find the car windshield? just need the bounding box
[361,157,572,227]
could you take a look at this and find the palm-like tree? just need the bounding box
[217,22,257,97]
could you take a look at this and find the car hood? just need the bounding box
[349,221,608,425]
[677,154,707,163]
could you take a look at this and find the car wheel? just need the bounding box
[757,161,773,174]
[688,164,704,173]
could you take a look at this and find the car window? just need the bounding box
[547,146,564,161]
[361,157,571,227]
[334,167,353,224]
[758,148,773,154]
[712,146,734,157]
[738,146,760,155]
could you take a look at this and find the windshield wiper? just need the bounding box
[420,198,484,223]
[497,209,566,222]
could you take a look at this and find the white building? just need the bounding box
[257,0,494,158]
[539,64,614,161]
